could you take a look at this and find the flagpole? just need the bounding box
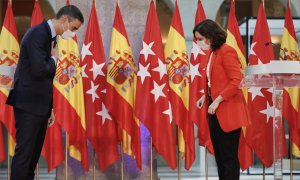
[7,137,10,180]
[177,148,181,180]
[262,0,265,7]
[289,132,293,180]
[93,0,97,179]
[93,151,96,180]
[263,165,265,180]
[36,164,39,180]
[177,130,181,180]
[177,2,181,179]
[149,2,154,180]
[205,148,208,180]
[65,133,68,180]
[121,142,124,180]
[150,138,153,180]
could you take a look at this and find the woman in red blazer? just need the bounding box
[193,19,251,180]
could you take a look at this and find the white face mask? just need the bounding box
[61,22,76,40]
[197,40,210,50]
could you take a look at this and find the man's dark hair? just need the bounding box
[55,5,84,24]
[193,19,227,51]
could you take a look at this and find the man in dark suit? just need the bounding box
[6,5,84,180]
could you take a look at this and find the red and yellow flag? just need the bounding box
[189,0,213,155]
[281,0,300,157]
[29,0,64,171]
[53,0,89,171]
[105,3,141,168]
[165,0,195,170]
[0,0,18,158]
[226,0,253,170]
[246,2,287,167]
[82,0,119,171]
[135,0,177,169]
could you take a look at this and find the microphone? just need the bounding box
[265,42,287,60]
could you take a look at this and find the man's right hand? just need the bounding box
[51,41,59,60]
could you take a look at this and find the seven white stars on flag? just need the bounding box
[248,44,277,125]
[81,41,110,124]
[138,41,173,122]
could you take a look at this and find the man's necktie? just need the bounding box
[52,36,57,48]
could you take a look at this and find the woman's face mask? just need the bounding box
[197,39,210,50]
[194,31,211,50]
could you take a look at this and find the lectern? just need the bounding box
[241,60,300,180]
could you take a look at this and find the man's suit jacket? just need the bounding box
[209,44,251,132]
[6,21,56,116]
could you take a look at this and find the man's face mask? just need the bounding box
[61,21,76,40]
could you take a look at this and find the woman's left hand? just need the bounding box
[208,95,224,115]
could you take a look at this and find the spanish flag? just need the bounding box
[165,0,195,170]
[281,0,300,157]
[105,2,141,168]
[0,0,18,158]
[53,1,89,171]
[226,0,253,170]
